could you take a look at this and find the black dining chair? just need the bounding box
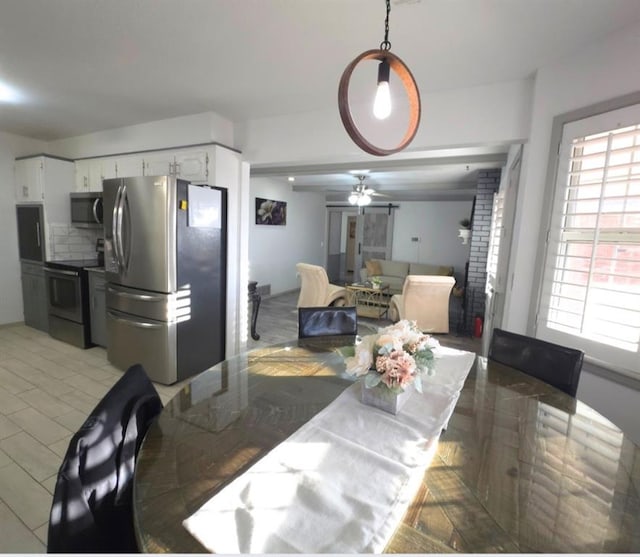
[47,364,163,553]
[298,306,358,338]
[488,328,584,397]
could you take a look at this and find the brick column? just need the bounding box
[464,169,501,333]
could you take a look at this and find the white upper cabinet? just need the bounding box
[75,160,90,192]
[143,152,173,177]
[15,155,75,226]
[114,154,144,178]
[143,149,210,182]
[75,159,116,191]
[174,150,209,183]
[73,146,214,195]
[15,157,45,201]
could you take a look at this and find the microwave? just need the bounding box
[70,192,103,228]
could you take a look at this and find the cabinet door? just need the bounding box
[90,273,107,347]
[143,153,173,177]
[75,160,90,191]
[114,155,144,178]
[21,265,48,332]
[101,158,118,181]
[16,205,44,262]
[15,158,44,201]
[88,159,105,191]
[175,150,209,182]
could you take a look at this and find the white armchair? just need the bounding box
[296,263,348,308]
[388,275,455,333]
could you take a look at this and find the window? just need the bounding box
[538,103,640,376]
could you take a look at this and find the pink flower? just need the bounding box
[376,349,416,389]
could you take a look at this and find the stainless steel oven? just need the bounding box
[45,260,101,348]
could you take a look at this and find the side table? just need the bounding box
[346,283,390,319]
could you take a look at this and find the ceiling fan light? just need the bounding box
[348,193,358,205]
[359,194,372,206]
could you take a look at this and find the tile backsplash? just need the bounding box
[48,224,102,260]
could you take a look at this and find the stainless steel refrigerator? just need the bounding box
[103,175,226,385]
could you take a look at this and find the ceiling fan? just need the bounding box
[348,175,385,206]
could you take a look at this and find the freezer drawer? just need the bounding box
[106,283,191,323]
[106,309,177,384]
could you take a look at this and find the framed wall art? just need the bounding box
[255,197,287,226]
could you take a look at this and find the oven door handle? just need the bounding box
[44,268,80,277]
[107,310,163,329]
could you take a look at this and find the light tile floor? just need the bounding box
[0,324,188,553]
[0,289,480,553]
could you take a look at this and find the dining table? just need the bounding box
[133,335,640,553]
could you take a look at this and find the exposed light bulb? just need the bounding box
[373,81,391,120]
[373,59,391,120]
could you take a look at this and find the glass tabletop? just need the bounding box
[133,337,640,553]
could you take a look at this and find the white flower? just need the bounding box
[258,200,275,222]
[344,334,376,377]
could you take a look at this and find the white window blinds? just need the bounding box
[538,104,640,376]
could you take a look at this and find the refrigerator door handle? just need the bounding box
[113,182,124,272]
[107,285,167,302]
[121,184,131,272]
[107,310,163,329]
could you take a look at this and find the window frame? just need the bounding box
[532,93,640,383]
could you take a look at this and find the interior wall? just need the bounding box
[391,200,473,285]
[238,78,532,166]
[577,367,640,445]
[249,177,326,295]
[47,111,235,159]
[0,131,49,325]
[503,20,640,441]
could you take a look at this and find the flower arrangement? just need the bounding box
[339,320,439,394]
[369,276,383,289]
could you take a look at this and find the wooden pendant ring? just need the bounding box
[338,49,421,157]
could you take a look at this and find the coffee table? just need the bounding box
[346,282,390,319]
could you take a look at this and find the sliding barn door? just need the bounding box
[354,208,395,273]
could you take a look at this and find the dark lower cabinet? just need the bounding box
[89,270,107,347]
[21,262,48,332]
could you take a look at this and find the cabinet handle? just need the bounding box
[36,223,41,247]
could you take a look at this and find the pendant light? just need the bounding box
[338,0,421,156]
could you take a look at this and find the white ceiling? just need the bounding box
[2,0,640,200]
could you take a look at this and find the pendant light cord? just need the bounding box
[380,0,391,51]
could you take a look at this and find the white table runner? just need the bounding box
[183,347,476,553]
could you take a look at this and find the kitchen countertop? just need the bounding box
[85,266,105,274]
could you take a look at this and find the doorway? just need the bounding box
[483,148,521,354]
[327,207,395,284]
[346,217,357,278]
